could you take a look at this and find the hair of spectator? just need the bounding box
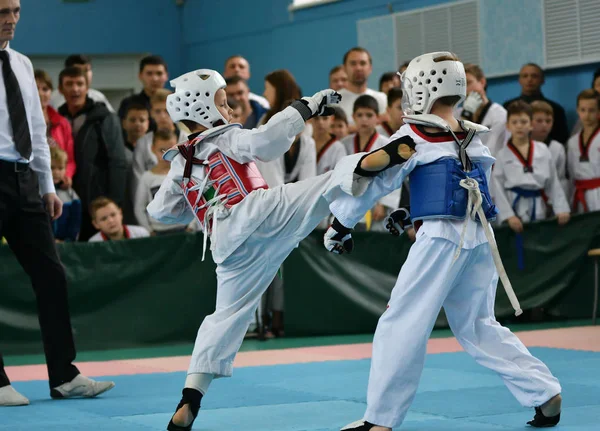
[398,61,410,73]
[387,87,403,107]
[506,100,533,120]
[34,69,53,91]
[521,62,545,80]
[592,68,600,89]
[58,66,88,87]
[332,106,348,124]
[153,128,177,145]
[150,88,172,105]
[577,88,600,109]
[224,54,246,67]
[343,47,372,65]
[225,75,248,87]
[49,146,68,166]
[329,65,344,77]
[530,100,553,116]
[124,100,151,117]
[140,55,168,73]
[379,71,399,92]
[89,196,119,219]
[463,63,485,81]
[64,54,91,68]
[353,94,379,114]
[227,97,240,110]
[264,69,301,123]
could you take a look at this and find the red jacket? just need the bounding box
[47,106,76,179]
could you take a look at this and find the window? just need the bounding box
[288,0,341,12]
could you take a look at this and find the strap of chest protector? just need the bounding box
[178,144,205,180]
[449,120,477,172]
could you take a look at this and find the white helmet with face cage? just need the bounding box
[167,69,228,128]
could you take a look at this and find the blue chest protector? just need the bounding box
[409,157,497,222]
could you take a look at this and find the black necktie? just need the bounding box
[0,50,32,159]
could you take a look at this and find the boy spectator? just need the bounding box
[50,147,81,242]
[329,65,348,91]
[460,63,507,157]
[530,101,569,196]
[134,130,189,234]
[88,197,149,242]
[567,89,600,213]
[376,87,404,138]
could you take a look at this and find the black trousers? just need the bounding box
[0,160,79,389]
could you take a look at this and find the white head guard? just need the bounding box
[166,69,228,129]
[400,52,466,115]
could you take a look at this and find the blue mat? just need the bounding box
[2,348,599,430]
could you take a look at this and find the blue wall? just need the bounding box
[13,0,184,78]
[13,0,600,130]
[182,0,598,130]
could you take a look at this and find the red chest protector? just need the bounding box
[177,136,268,230]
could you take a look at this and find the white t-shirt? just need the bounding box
[135,170,190,233]
[338,88,387,126]
[249,92,270,109]
[88,225,150,242]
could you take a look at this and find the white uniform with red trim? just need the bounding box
[375,122,397,139]
[329,116,561,429]
[545,139,570,198]
[491,139,570,224]
[341,131,399,230]
[88,225,149,242]
[147,106,368,378]
[316,134,347,175]
[567,126,600,213]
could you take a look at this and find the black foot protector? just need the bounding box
[527,407,561,428]
[167,388,202,431]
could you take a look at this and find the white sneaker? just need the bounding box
[50,374,115,399]
[0,385,30,406]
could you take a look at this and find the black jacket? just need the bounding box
[503,93,569,144]
[59,98,127,207]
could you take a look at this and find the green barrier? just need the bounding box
[1,213,599,355]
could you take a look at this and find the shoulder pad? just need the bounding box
[162,123,242,161]
[403,114,489,135]
[402,114,450,130]
[460,120,489,134]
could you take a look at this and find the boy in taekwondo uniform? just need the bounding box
[322,52,563,431]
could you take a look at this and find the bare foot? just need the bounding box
[541,394,562,417]
[371,427,392,431]
[172,403,194,427]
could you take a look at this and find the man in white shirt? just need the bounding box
[0,0,114,407]
[338,47,387,128]
[223,55,270,109]
[50,54,115,112]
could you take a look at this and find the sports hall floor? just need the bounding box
[3,320,599,430]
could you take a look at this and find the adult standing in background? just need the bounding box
[337,47,387,128]
[503,63,568,144]
[223,54,270,109]
[0,0,114,406]
[50,54,115,113]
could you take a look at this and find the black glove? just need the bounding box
[386,207,412,236]
[323,218,354,254]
